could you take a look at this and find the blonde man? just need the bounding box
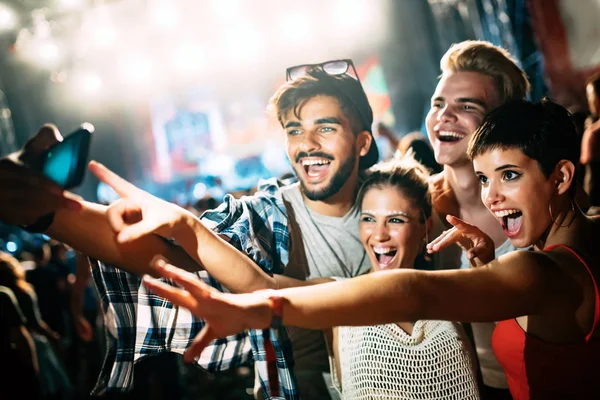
[425,40,530,399]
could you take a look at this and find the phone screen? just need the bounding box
[41,126,92,189]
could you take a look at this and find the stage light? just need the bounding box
[0,4,17,31]
[93,25,117,47]
[122,57,153,84]
[79,73,102,94]
[279,14,312,43]
[38,41,59,64]
[173,43,206,74]
[150,1,178,29]
[333,0,369,28]
[224,25,264,61]
[59,0,84,9]
[6,241,17,253]
[212,0,242,19]
[193,182,208,199]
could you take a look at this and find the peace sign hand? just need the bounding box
[89,161,194,243]
[142,259,271,362]
[426,215,495,267]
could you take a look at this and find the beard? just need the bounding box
[297,147,357,201]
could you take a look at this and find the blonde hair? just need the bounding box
[440,40,531,103]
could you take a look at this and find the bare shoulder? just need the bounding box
[494,249,559,279]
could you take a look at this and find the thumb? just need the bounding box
[117,219,161,243]
[184,325,217,363]
[89,160,141,198]
[466,248,487,267]
[19,124,64,167]
[25,124,64,154]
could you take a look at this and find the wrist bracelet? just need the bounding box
[256,288,284,398]
[21,212,55,233]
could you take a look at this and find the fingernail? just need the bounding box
[142,275,155,286]
[117,233,130,242]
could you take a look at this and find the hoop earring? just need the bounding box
[548,193,575,228]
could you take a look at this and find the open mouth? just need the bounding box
[301,158,332,180]
[373,246,398,269]
[494,209,523,237]
[437,130,465,143]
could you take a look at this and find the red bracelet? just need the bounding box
[255,289,284,398]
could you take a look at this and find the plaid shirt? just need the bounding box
[90,178,298,399]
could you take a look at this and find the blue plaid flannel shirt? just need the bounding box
[89,178,298,399]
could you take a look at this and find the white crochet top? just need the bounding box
[331,320,480,399]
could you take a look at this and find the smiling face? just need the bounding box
[426,71,502,167]
[474,148,557,248]
[284,95,369,201]
[359,186,427,272]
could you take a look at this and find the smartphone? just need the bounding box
[40,124,93,189]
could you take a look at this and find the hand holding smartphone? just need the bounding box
[40,123,93,189]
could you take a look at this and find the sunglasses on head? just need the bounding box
[285,59,362,83]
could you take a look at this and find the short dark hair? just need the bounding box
[468,99,579,178]
[269,68,377,169]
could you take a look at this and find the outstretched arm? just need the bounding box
[89,161,327,293]
[142,249,573,361]
[48,202,201,276]
[0,126,200,277]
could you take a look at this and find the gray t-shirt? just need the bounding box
[280,183,371,372]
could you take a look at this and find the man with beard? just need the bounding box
[425,41,530,400]
[0,64,377,399]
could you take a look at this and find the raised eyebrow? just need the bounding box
[315,117,342,125]
[284,121,302,129]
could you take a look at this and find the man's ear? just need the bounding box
[358,131,372,157]
[554,160,576,195]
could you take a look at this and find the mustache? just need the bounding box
[295,152,335,163]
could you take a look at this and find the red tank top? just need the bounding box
[492,244,600,399]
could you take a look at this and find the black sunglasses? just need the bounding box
[285,59,370,130]
[285,59,362,84]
